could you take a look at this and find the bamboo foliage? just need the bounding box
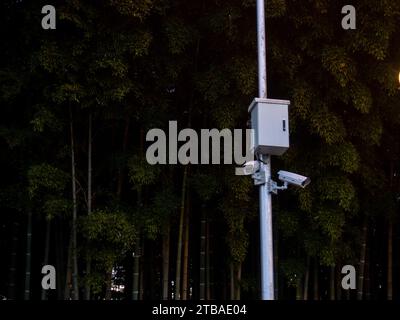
[0,0,399,301]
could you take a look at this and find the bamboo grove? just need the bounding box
[1,0,400,300]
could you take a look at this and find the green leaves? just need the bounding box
[81,208,136,269]
[317,142,360,173]
[280,258,304,287]
[350,15,395,60]
[321,46,356,87]
[130,31,153,57]
[220,169,255,263]
[317,175,357,212]
[369,63,399,96]
[347,113,383,145]
[82,209,136,247]
[266,0,287,18]
[28,163,69,198]
[128,154,161,191]
[109,0,154,19]
[27,163,70,220]
[309,104,346,144]
[0,126,27,149]
[350,83,373,114]
[0,69,23,100]
[38,42,64,74]
[164,18,195,55]
[196,67,230,105]
[192,172,219,202]
[31,106,63,132]
[313,207,346,241]
[277,210,300,239]
[42,198,71,220]
[292,83,313,121]
[52,83,84,104]
[143,187,178,239]
[230,57,257,96]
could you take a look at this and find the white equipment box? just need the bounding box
[248,98,290,156]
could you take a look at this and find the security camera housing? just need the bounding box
[277,170,310,188]
[236,160,260,176]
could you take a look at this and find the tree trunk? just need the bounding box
[199,207,206,300]
[181,202,190,300]
[70,108,79,300]
[387,161,394,300]
[230,262,234,300]
[296,277,303,300]
[175,166,188,300]
[357,219,368,300]
[84,256,91,300]
[132,236,141,300]
[206,218,212,300]
[222,270,227,300]
[162,223,170,300]
[132,130,143,300]
[139,240,145,300]
[41,219,51,300]
[7,221,19,300]
[116,118,130,197]
[56,219,65,300]
[364,239,371,300]
[173,38,198,300]
[85,112,93,300]
[313,259,319,300]
[64,230,72,300]
[88,113,93,238]
[335,264,342,300]
[303,256,310,300]
[148,241,156,299]
[174,38,198,299]
[24,209,32,300]
[387,221,393,300]
[329,265,335,300]
[228,263,241,300]
[105,269,112,300]
[235,263,242,300]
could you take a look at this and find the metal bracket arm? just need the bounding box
[252,171,266,186]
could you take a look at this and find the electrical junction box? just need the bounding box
[248,98,290,156]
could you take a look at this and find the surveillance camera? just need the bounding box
[277,170,310,188]
[235,160,260,176]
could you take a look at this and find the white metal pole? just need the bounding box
[257,0,267,99]
[256,0,274,300]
